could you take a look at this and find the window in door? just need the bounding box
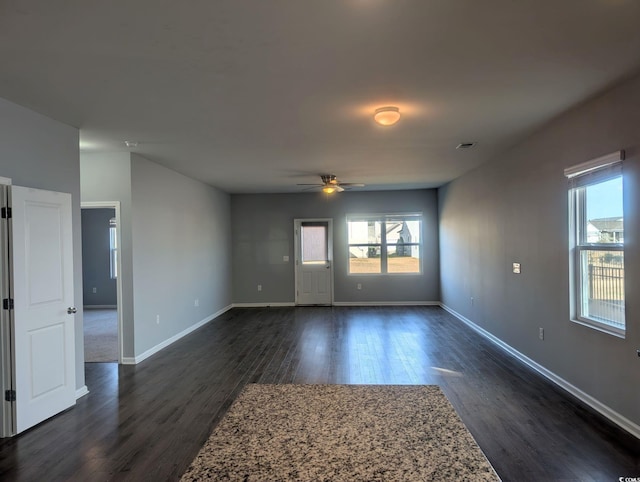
[301,222,328,264]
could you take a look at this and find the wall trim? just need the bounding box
[332,301,440,307]
[75,385,89,399]
[440,303,640,440]
[121,304,233,365]
[83,305,117,309]
[232,302,296,308]
[232,301,440,308]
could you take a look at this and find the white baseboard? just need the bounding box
[332,301,440,307]
[122,304,233,365]
[440,303,640,440]
[84,305,117,309]
[232,301,439,307]
[75,385,89,399]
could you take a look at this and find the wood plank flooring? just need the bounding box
[0,306,638,481]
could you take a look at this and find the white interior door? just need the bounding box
[10,186,76,434]
[295,219,333,305]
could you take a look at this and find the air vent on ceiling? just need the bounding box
[456,142,477,149]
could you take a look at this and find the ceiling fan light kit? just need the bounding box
[374,106,401,126]
[298,174,365,194]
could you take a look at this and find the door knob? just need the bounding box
[67,307,77,314]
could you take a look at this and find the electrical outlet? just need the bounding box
[357,283,362,290]
[194,299,199,307]
[156,315,160,324]
[513,263,521,274]
[283,255,289,262]
[539,327,544,340]
[92,287,97,293]
[257,284,262,292]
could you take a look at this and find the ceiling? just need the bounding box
[1,1,640,194]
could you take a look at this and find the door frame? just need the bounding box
[81,201,123,364]
[294,218,334,305]
[0,183,12,437]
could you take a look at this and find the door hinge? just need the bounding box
[4,390,15,402]
[2,298,14,310]
[0,207,11,219]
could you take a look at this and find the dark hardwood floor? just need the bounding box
[0,306,638,481]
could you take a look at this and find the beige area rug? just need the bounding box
[83,308,118,362]
[181,384,500,481]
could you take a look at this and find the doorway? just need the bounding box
[81,202,123,363]
[294,219,333,305]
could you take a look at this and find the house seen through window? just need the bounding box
[347,214,422,274]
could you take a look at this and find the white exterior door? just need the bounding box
[295,219,332,305]
[10,186,76,434]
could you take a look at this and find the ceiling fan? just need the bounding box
[298,174,365,194]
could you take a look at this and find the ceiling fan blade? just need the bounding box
[338,183,365,187]
[296,183,323,186]
[335,185,345,192]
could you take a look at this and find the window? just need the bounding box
[565,151,625,336]
[301,222,328,264]
[109,217,118,279]
[347,214,421,274]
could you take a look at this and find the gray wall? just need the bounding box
[231,189,439,304]
[80,152,135,357]
[130,154,232,356]
[81,208,117,306]
[81,152,232,359]
[0,97,85,391]
[438,73,640,426]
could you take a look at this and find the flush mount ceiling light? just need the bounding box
[322,186,336,194]
[374,106,401,126]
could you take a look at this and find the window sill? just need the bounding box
[570,317,625,339]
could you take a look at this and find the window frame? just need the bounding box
[565,151,625,337]
[109,217,118,279]
[346,213,422,276]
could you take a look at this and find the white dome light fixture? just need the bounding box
[374,106,401,126]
